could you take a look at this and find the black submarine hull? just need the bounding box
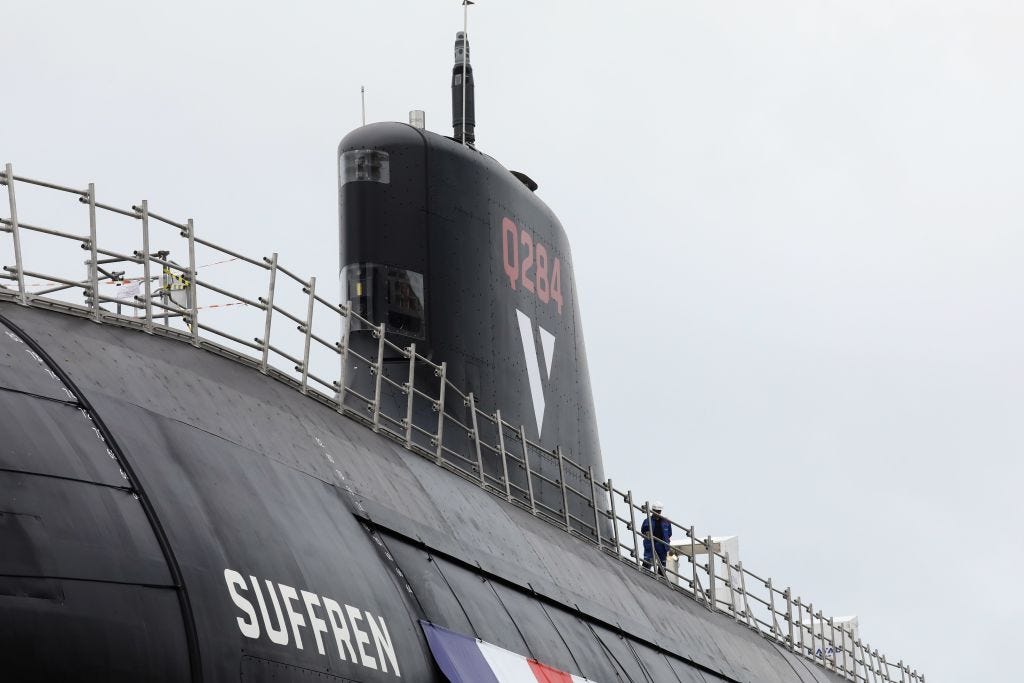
[0,301,842,683]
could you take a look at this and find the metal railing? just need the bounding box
[0,165,924,683]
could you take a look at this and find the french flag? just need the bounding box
[421,621,598,683]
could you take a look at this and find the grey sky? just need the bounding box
[5,1,1022,679]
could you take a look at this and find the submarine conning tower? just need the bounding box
[337,32,603,512]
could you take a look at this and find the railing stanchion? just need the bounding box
[300,276,315,393]
[371,321,386,431]
[87,182,100,321]
[724,552,738,618]
[811,607,820,664]
[828,616,837,673]
[689,526,699,602]
[706,536,716,612]
[807,604,815,660]
[642,500,655,575]
[468,391,484,484]
[434,361,446,463]
[4,164,26,305]
[606,479,620,556]
[260,253,278,372]
[626,490,640,567]
[841,624,849,679]
[785,588,795,651]
[404,343,416,448]
[186,218,198,345]
[557,447,571,531]
[139,201,154,332]
[495,410,512,502]
[588,466,602,547]
[520,425,536,515]
[823,611,831,669]
[737,561,753,628]
[766,577,780,639]
[337,300,352,413]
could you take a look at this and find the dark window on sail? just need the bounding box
[339,150,390,185]
[342,264,425,339]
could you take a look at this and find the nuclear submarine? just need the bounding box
[0,30,922,683]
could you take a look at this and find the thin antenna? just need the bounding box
[461,1,473,145]
[361,86,366,126]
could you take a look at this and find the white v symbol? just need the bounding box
[516,309,555,434]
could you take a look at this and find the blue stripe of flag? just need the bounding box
[421,620,502,683]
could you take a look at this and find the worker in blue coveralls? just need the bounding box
[641,501,672,576]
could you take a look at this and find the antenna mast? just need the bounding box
[461,1,471,145]
[361,86,366,126]
[452,2,476,145]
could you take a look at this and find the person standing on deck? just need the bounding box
[642,501,672,576]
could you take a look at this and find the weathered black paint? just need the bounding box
[0,301,843,683]
[338,123,604,517]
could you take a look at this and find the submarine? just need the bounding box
[0,30,924,683]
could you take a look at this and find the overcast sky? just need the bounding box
[5,2,1022,679]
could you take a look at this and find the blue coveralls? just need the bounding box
[641,515,672,574]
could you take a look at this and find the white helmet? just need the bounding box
[651,501,664,513]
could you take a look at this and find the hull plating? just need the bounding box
[0,303,839,683]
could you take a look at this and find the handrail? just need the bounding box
[0,165,924,683]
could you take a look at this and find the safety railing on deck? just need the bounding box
[0,166,924,683]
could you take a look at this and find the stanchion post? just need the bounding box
[724,552,738,619]
[87,183,100,321]
[468,391,484,484]
[337,300,351,413]
[260,253,278,372]
[766,576,780,639]
[841,624,849,679]
[404,343,416,448]
[434,361,447,463]
[607,479,620,556]
[626,490,640,566]
[371,321,386,431]
[557,447,571,531]
[300,276,315,393]
[186,218,198,345]
[737,561,753,628]
[139,201,154,332]
[785,588,795,652]
[588,466,602,547]
[520,426,536,515]
[689,526,699,603]
[4,164,26,305]
[706,536,717,612]
[642,501,655,575]
[495,410,512,502]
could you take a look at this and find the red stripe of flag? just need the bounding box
[528,659,573,683]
